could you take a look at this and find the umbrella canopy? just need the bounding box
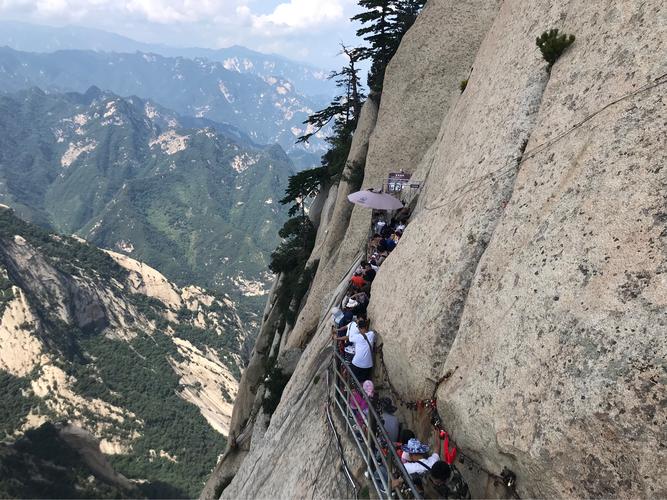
[347,190,404,210]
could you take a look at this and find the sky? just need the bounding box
[0,0,365,69]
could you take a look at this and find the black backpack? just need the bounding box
[421,463,471,499]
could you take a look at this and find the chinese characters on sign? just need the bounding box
[387,171,411,193]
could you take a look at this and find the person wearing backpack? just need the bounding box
[422,460,471,499]
[385,438,440,492]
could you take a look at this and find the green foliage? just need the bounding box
[269,217,316,275]
[0,423,128,499]
[536,29,576,67]
[0,268,14,316]
[279,167,328,216]
[261,364,291,417]
[352,0,426,91]
[0,207,128,283]
[0,89,294,315]
[460,79,468,93]
[0,210,245,497]
[171,322,242,379]
[0,47,328,153]
[73,334,226,498]
[297,44,365,144]
[0,372,40,438]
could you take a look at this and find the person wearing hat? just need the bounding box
[334,301,357,335]
[387,438,440,490]
[402,438,440,475]
[373,437,440,494]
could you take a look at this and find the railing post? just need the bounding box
[366,410,373,496]
[387,444,393,500]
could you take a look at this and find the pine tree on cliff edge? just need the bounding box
[296,44,365,145]
[352,0,426,91]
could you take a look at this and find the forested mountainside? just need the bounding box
[0,423,135,498]
[0,87,292,307]
[0,47,328,159]
[0,21,335,98]
[0,207,244,497]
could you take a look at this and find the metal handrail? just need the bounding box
[325,368,359,499]
[329,347,422,499]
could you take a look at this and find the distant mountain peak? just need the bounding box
[0,20,337,97]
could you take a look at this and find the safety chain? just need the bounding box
[376,344,520,496]
[376,344,456,407]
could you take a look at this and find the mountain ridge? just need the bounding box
[0,86,292,303]
[0,206,245,496]
[0,45,328,160]
[0,20,336,98]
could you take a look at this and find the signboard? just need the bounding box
[387,171,411,193]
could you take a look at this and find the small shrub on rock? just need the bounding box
[536,29,575,67]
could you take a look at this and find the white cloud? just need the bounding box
[0,0,362,67]
[251,0,345,31]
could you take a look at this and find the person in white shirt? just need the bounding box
[401,439,440,475]
[333,319,375,383]
[391,439,440,490]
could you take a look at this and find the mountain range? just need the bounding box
[0,20,336,98]
[0,46,328,163]
[0,87,293,304]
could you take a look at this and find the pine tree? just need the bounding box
[279,167,328,217]
[352,0,426,90]
[296,44,365,144]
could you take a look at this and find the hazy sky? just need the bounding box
[0,0,365,69]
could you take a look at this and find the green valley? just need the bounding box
[0,87,293,312]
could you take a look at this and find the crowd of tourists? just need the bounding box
[330,210,470,499]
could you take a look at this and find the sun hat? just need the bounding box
[362,380,374,397]
[346,299,359,308]
[403,438,430,455]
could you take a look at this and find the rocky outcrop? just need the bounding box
[221,266,364,499]
[0,208,246,495]
[364,0,501,187]
[200,274,286,499]
[0,288,44,376]
[370,0,667,497]
[207,0,666,498]
[285,0,501,351]
[284,95,379,349]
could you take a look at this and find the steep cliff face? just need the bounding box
[285,0,499,350]
[207,0,666,498]
[371,1,666,496]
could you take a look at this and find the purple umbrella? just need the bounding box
[347,190,404,210]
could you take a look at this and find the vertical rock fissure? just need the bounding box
[434,70,552,379]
